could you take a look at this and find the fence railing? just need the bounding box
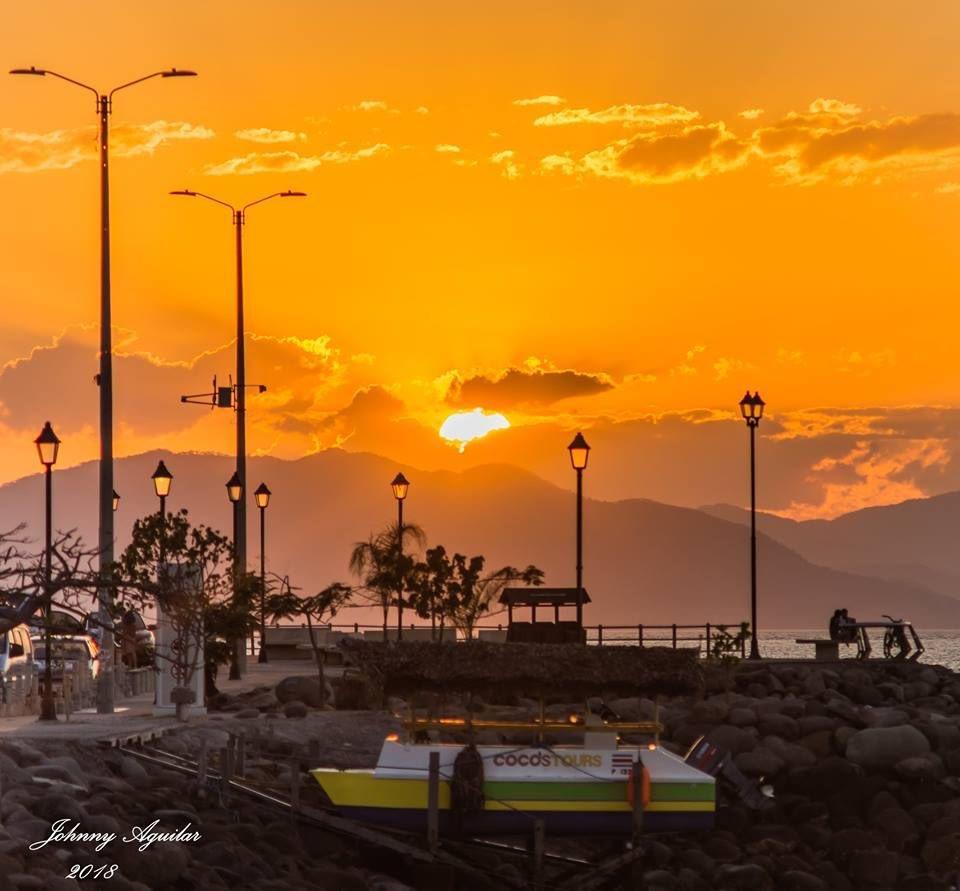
[249,621,747,658]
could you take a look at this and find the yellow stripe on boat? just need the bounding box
[312,771,712,814]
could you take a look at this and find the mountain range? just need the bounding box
[0,449,957,630]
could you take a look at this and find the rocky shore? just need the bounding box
[2,658,960,889]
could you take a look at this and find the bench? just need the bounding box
[795,638,839,661]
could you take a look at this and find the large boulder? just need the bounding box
[274,675,332,708]
[845,725,930,770]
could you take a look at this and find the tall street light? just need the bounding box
[567,433,590,628]
[254,483,271,664]
[739,391,765,660]
[171,188,306,676]
[35,422,60,722]
[10,64,197,715]
[226,471,244,677]
[391,473,410,641]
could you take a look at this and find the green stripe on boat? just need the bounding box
[483,781,714,803]
[650,783,716,802]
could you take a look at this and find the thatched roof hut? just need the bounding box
[340,640,702,700]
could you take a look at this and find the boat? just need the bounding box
[311,718,715,836]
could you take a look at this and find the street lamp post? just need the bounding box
[151,460,173,565]
[10,64,197,715]
[567,434,590,628]
[226,471,244,677]
[254,483,271,664]
[35,422,60,722]
[112,490,120,513]
[739,391,766,660]
[390,473,410,641]
[171,189,305,676]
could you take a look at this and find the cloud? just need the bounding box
[415,106,430,115]
[936,182,960,194]
[435,144,461,153]
[532,103,699,129]
[0,121,213,174]
[204,144,389,175]
[513,95,566,107]
[738,108,764,120]
[489,149,520,179]
[445,365,614,409]
[353,100,389,111]
[235,128,306,144]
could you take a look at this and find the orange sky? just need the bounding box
[1,1,960,519]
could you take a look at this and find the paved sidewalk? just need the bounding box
[0,659,323,743]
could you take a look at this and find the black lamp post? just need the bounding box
[35,422,60,722]
[170,188,306,678]
[11,64,197,716]
[151,461,173,568]
[254,483,271,664]
[226,471,243,677]
[567,433,590,628]
[739,391,765,660]
[390,473,409,641]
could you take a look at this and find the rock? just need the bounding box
[848,849,898,885]
[797,715,838,736]
[692,698,729,724]
[734,748,784,778]
[871,807,919,851]
[861,707,908,728]
[641,869,679,889]
[25,765,86,789]
[282,700,308,719]
[234,708,261,720]
[799,730,834,759]
[921,832,960,874]
[845,725,930,770]
[757,713,799,739]
[705,725,757,755]
[728,707,757,727]
[803,671,826,696]
[762,736,816,769]
[703,836,740,863]
[829,827,884,866]
[896,753,945,780]
[714,863,773,891]
[779,872,828,891]
[275,675,333,708]
[120,756,149,787]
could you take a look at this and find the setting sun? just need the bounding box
[439,409,510,452]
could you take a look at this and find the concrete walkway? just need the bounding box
[0,659,324,743]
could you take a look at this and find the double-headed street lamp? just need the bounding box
[390,473,410,641]
[171,188,306,677]
[35,422,60,722]
[10,64,197,715]
[739,391,766,660]
[254,483,271,664]
[567,433,590,628]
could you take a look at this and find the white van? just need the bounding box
[0,624,34,677]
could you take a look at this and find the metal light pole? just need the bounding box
[391,473,410,641]
[151,461,173,564]
[567,433,590,628]
[11,65,197,714]
[254,483,271,664]
[171,189,305,676]
[739,391,766,660]
[35,422,60,722]
[226,472,243,677]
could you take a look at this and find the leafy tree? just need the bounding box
[408,545,456,641]
[267,577,352,706]
[118,510,256,720]
[447,556,544,641]
[349,522,424,639]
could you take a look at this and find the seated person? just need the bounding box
[829,609,842,642]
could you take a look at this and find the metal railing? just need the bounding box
[249,620,747,658]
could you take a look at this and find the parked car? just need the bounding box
[0,624,34,677]
[86,610,155,667]
[32,634,100,682]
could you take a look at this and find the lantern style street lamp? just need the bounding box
[11,64,197,716]
[254,483,271,663]
[391,473,410,641]
[35,422,60,721]
[151,460,173,569]
[112,490,120,512]
[567,433,590,627]
[739,391,766,660]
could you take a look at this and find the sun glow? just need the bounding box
[439,409,510,451]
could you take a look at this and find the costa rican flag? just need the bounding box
[611,754,635,770]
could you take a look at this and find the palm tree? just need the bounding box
[349,522,425,639]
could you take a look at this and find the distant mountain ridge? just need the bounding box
[0,449,956,628]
